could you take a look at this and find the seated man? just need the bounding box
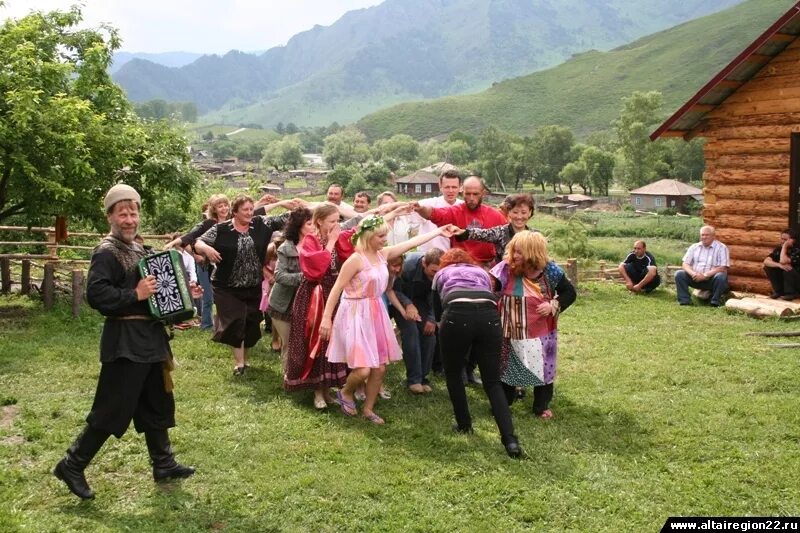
[763,228,800,300]
[618,240,661,293]
[390,249,444,394]
[675,225,730,307]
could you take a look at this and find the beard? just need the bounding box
[110,225,137,244]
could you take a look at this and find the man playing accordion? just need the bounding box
[53,183,197,500]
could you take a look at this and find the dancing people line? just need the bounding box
[54,180,574,500]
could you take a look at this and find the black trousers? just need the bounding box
[504,382,554,414]
[764,265,800,297]
[439,302,515,440]
[86,358,176,438]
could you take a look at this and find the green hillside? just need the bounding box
[357,0,797,140]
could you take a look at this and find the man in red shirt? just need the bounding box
[414,176,506,265]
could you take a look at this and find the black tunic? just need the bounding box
[86,238,172,364]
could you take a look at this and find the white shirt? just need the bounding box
[682,240,730,274]
[416,195,464,252]
[179,249,197,284]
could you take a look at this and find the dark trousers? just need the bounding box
[439,302,515,440]
[505,382,554,414]
[86,359,176,438]
[624,264,661,293]
[764,266,800,297]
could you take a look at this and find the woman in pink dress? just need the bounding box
[320,215,457,424]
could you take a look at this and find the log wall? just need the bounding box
[698,38,800,293]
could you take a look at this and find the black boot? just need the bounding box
[502,434,523,459]
[53,425,110,500]
[145,430,195,482]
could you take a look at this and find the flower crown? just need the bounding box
[351,215,385,245]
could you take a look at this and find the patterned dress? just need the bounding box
[490,261,566,387]
[284,233,348,391]
[326,253,403,368]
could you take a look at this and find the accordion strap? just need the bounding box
[107,315,155,321]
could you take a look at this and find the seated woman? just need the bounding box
[431,249,522,458]
[490,231,576,418]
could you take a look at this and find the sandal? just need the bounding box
[536,409,553,419]
[362,412,385,425]
[379,388,392,399]
[232,366,245,376]
[354,390,366,402]
[336,390,357,417]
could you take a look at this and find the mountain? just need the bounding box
[112,0,745,127]
[356,0,798,140]
[110,52,203,74]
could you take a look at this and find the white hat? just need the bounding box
[103,183,141,212]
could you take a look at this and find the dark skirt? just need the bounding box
[212,285,263,348]
[284,273,348,391]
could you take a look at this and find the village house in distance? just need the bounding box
[629,178,703,213]
[651,1,800,295]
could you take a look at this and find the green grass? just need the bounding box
[533,212,702,266]
[2,283,799,531]
[357,0,798,140]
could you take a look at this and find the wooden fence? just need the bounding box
[1,246,681,318]
[0,225,169,317]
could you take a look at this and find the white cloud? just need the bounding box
[0,0,383,54]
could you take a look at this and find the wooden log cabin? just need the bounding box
[651,2,800,295]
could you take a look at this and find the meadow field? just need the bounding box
[1,280,799,532]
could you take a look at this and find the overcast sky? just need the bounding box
[0,0,384,54]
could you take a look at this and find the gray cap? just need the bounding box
[103,183,141,212]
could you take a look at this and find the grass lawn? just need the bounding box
[1,284,799,531]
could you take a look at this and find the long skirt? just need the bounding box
[211,285,263,348]
[284,274,348,391]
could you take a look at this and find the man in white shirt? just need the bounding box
[415,169,463,252]
[675,225,730,307]
[326,183,352,209]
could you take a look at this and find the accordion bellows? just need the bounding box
[138,250,196,322]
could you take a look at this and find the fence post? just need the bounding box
[43,262,55,309]
[21,259,31,295]
[47,230,58,259]
[566,258,578,287]
[0,258,10,294]
[598,260,607,280]
[71,269,84,318]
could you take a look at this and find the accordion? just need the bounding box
[137,250,196,323]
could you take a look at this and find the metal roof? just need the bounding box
[629,178,703,196]
[395,170,439,184]
[651,1,800,141]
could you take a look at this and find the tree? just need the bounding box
[0,6,197,228]
[612,90,665,189]
[345,173,368,198]
[373,134,419,164]
[322,128,371,168]
[363,163,391,188]
[275,122,285,135]
[477,126,513,190]
[580,146,616,196]
[202,131,214,141]
[559,161,587,195]
[530,125,575,192]
[660,138,705,183]
[261,136,303,170]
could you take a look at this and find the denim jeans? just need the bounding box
[196,263,214,329]
[439,301,515,440]
[394,313,436,386]
[674,270,728,305]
